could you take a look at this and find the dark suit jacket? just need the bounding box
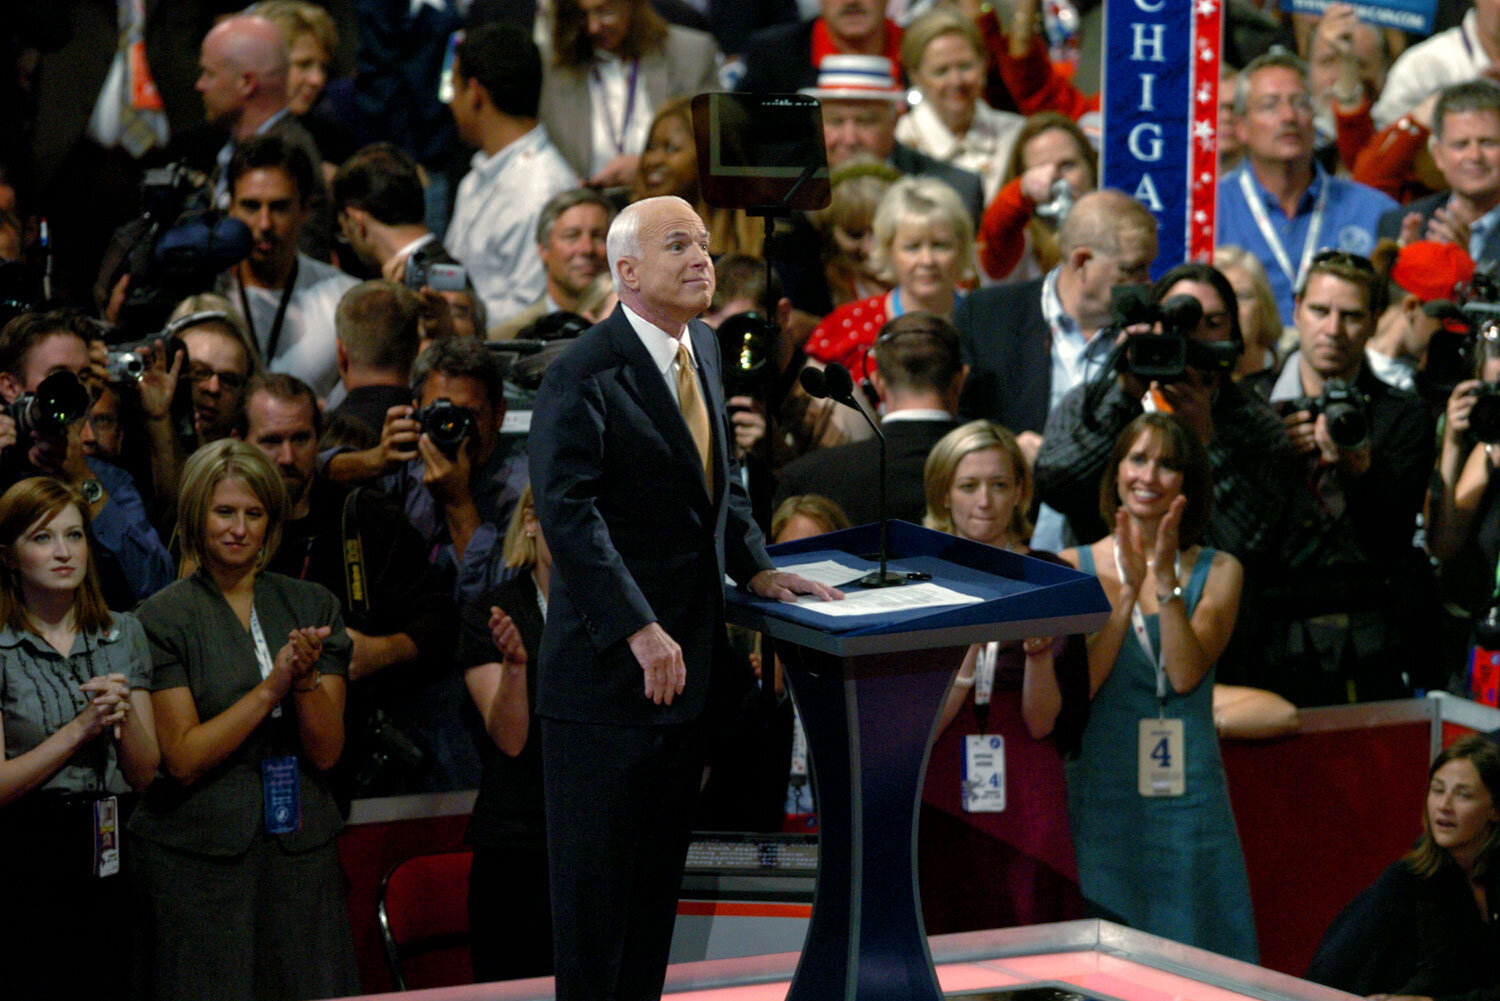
[955,278,1052,434]
[529,306,775,727]
[738,18,818,95]
[1377,191,1500,267]
[774,417,958,526]
[891,142,986,230]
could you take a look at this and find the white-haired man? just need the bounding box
[528,195,837,999]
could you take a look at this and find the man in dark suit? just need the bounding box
[739,0,900,95]
[775,311,964,525]
[1376,80,1500,269]
[955,190,1158,552]
[529,195,837,1000]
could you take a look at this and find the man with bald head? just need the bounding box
[954,189,1158,550]
[529,195,836,999]
[199,14,333,257]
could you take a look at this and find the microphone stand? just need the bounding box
[800,365,905,588]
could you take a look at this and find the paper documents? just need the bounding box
[795,582,981,617]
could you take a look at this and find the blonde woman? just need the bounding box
[918,420,1087,933]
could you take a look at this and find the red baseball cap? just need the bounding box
[1392,240,1475,303]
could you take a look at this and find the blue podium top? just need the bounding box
[725,522,1110,656]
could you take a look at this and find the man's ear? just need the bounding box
[335,340,349,375]
[616,257,640,294]
[0,370,22,405]
[1068,246,1092,274]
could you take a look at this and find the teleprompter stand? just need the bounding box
[726,521,1109,1001]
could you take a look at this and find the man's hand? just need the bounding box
[1281,407,1321,456]
[748,570,844,603]
[1428,200,1476,249]
[418,433,473,509]
[628,621,685,705]
[417,288,456,342]
[85,339,110,401]
[136,340,185,421]
[588,154,640,188]
[382,250,410,284]
[728,396,766,456]
[1157,374,1216,445]
[1313,412,1372,475]
[1016,430,1042,465]
[1397,211,1424,246]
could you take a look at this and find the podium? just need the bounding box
[725,522,1109,1001]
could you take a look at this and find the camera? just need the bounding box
[1469,384,1500,444]
[1284,378,1371,450]
[1108,286,1238,381]
[416,398,476,458]
[717,311,776,400]
[1034,177,1075,225]
[7,371,90,439]
[105,334,190,384]
[405,256,468,293]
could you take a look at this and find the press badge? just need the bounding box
[93,795,120,878]
[962,734,1005,812]
[262,756,301,834]
[1138,718,1185,796]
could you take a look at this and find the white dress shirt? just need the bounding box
[445,124,579,326]
[586,52,654,177]
[623,303,697,408]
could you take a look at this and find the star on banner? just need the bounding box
[1196,0,1218,14]
[1200,45,1215,61]
[1194,210,1208,224]
[1192,118,1216,148]
[1197,83,1214,104]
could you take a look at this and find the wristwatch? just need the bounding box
[1156,584,1184,605]
[79,478,104,504]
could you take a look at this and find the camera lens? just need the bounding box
[1472,392,1500,444]
[1324,401,1369,450]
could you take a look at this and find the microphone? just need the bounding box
[802,362,905,588]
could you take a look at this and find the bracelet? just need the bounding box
[952,673,977,689]
[292,670,322,693]
[1156,584,1184,605]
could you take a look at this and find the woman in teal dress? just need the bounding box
[1060,412,1257,962]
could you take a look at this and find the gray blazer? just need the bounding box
[539,24,721,180]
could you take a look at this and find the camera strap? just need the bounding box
[340,487,370,622]
[237,257,299,367]
[1239,169,1327,290]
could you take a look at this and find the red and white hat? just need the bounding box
[799,55,905,102]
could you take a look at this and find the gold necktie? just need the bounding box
[675,341,713,493]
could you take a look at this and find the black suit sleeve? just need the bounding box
[1034,379,1142,541]
[530,368,659,650]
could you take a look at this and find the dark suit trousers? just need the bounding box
[542,716,706,1000]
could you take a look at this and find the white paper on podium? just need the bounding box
[793,582,981,616]
[774,558,870,587]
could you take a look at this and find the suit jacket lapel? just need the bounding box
[689,319,726,508]
[606,309,714,506]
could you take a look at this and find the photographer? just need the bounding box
[331,339,526,604]
[1034,263,1298,577]
[0,310,173,606]
[1245,250,1436,704]
[1427,325,1500,617]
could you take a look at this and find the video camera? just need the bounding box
[100,163,252,339]
[1108,285,1240,381]
[105,333,190,384]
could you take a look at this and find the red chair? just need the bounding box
[377,849,475,990]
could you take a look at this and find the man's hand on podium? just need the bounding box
[748,570,845,604]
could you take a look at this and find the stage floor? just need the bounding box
[344,919,1359,1001]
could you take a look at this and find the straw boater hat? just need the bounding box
[798,55,906,102]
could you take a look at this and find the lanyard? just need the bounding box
[237,257,299,367]
[249,605,282,719]
[1239,168,1327,290]
[1113,540,1181,707]
[591,59,640,158]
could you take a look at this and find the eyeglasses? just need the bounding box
[187,365,247,392]
[1310,249,1376,273]
[1248,94,1315,115]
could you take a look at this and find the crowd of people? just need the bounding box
[1,0,1500,999]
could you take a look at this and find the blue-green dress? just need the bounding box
[1066,546,1258,962]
